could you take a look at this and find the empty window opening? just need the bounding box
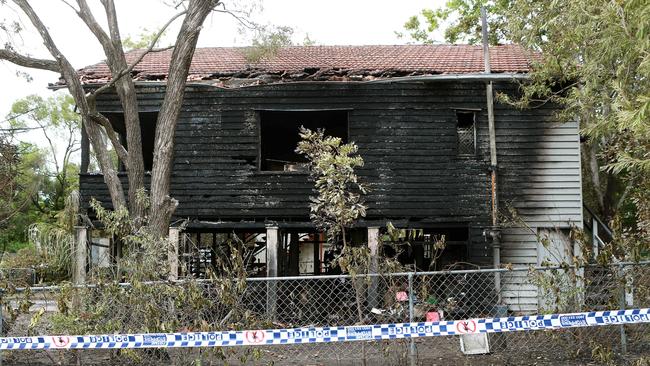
[456,110,476,156]
[106,112,158,171]
[260,110,348,172]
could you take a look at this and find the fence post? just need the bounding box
[408,272,416,366]
[592,217,599,260]
[618,263,627,354]
[73,226,87,285]
[367,227,380,309]
[266,226,279,319]
[168,227,180,281]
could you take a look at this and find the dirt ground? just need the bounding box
[1,338,645,366]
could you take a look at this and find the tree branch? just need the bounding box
[89,112,129,168]
[615,180,634,212]
[89,9,187,98]
[33,115,61,176]
[100,0,122,47]
[75,0,115,57]
[0,49,60,72]
[214,5,256,30]
[59,0,78,13]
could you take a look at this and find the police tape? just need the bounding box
[1,308,649,350]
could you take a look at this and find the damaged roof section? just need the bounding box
[71,44,538,88]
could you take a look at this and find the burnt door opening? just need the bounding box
[259,110,349,171]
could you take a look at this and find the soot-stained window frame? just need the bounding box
[454,108,479,157]
[257,109,351,173]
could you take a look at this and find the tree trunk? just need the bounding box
[149,0,219,238]
[587,141,605,211]
[76,0,146,222]
[112,68,146,222]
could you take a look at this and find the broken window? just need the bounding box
[259,110,348,172]
[105,112,158,171]
[456,110,476,156]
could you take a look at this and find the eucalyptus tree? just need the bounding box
[0,0,223,239]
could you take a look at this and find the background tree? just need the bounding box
[400,1,650,256]
[396,0,510,45]
[0,93,80,268]
[0,140,45,253]
[6,94,80,215]
[504,0,650,257]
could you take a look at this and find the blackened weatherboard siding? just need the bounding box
[79,81,583,298]
[82,82,496,224]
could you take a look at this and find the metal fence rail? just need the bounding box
[0,262,649,365]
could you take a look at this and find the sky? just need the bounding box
[0,0,445,163]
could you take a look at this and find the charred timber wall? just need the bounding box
[79,81,582,271]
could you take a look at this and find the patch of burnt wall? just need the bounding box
[81,82,495,223]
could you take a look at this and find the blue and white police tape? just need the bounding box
[1,307,649,350]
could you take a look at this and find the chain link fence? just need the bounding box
[1,262,649,365]
[0,268,35,286]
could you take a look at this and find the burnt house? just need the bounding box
[73,45,582,312]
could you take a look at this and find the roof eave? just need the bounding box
[48,72,530,91]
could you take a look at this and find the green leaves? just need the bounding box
[397,0,509,45]
[9,94,79,130]
[122,27,169,51]
[296,127,368,248]
[504,0,650,253]
[244,25,294,63]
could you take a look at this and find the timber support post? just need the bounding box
[73,226,88,285]
[168,227,180,280]
[266,226,279,319]
[367,227,380,308]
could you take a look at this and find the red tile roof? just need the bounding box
[77,44,537,85]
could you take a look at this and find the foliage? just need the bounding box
[0,94,80,279]
[396,0,510,45]
[89,194,172,281]
[0,190,79,284]
[244,25,294,63]
[9,94,80,209]
[39,196,266,363]
[503,0,650,255]
[122,27,169,51]
[296,127,367,250]
[0,141,47,252]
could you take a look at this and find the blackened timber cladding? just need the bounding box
[79,80,582,261]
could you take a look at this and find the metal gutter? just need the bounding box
[364,72,529,84]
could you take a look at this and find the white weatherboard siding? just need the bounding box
[495,104,583,313]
